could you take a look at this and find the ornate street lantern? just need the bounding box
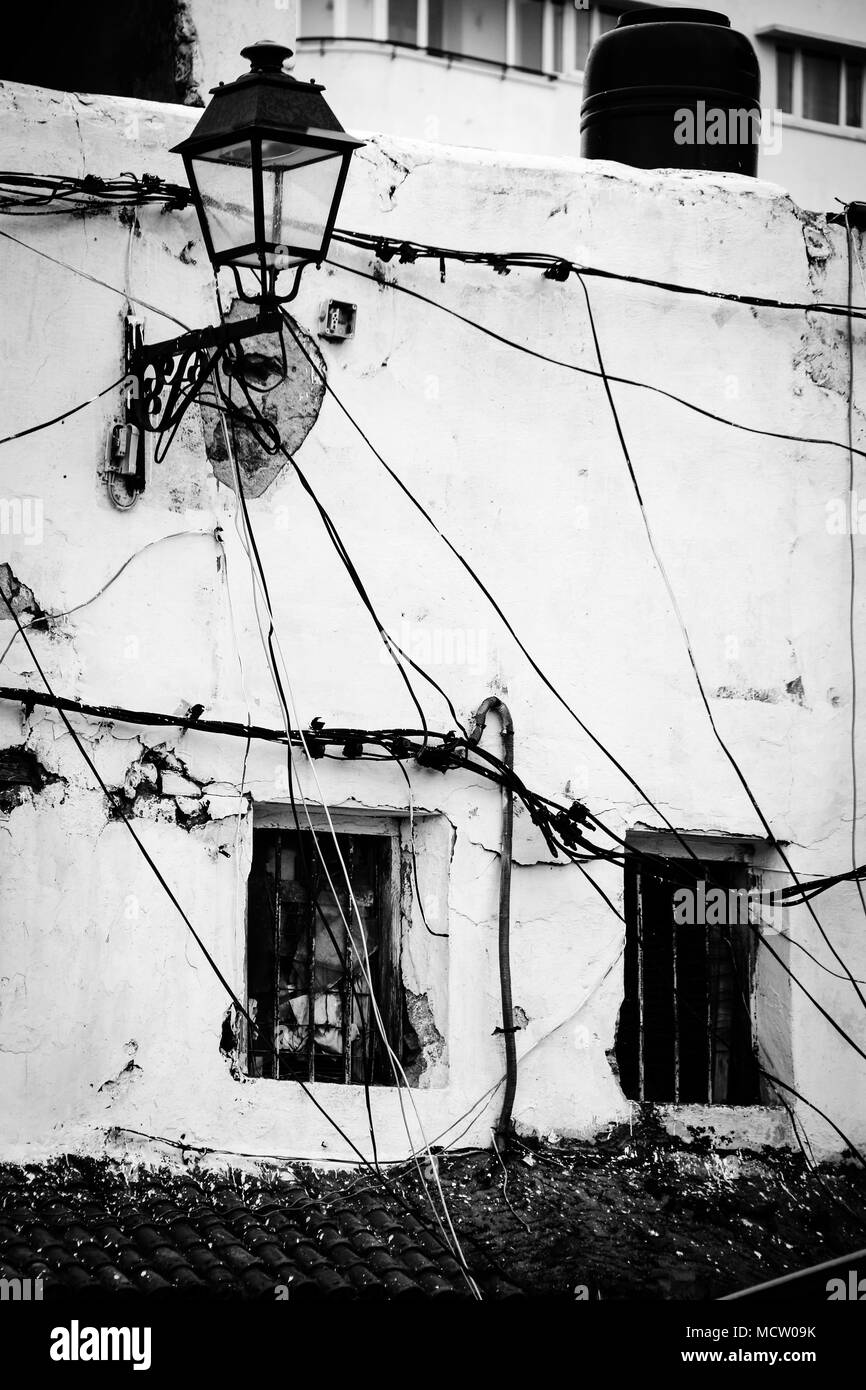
[172,40,364,303]
[112,41,362,504]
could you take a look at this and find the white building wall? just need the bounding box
[1,77,866,1168]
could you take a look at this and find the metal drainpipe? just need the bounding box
[470,696,516,1155]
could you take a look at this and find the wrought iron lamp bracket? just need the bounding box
[129,306,284,436]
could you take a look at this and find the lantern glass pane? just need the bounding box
[260,141,344,262]
[191,141,255,259]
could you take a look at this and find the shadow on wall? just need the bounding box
[200,306,326,498]
[0,0,203,105]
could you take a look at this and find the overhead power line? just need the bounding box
[330,226,866,320]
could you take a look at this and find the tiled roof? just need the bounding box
[0,1166,519,1300]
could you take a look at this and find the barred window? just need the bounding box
[247,825,402,1085]
[616,856,760,1105]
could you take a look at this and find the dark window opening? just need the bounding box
[575,10,592,70]
[846,60,863,128]
[246,827,403,1085]
[0,0,184,103]
[616,857,760,1105]
[516,1,544,72]
[802,50,841,125]
[428,0,507,65]
[552,2,565,72]
[389,0,418,45]
[776,47,794,114]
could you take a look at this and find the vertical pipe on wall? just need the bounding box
[307,845,317,1082]
[274,832,283,1081]
[470,695,516,1154]
[672,895,680,1104]
[706,903,713,1103]
[636,872,645,1103]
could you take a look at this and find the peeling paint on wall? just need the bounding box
[0,746,63,813]
[202,305,326,498]
[0,564,45,625]
[108,746,210,828]
[403,988,446,1086]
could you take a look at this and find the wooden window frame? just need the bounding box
[245,813,403,1086]
[776,42,865,132]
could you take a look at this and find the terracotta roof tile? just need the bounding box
[0,1164,519,1300]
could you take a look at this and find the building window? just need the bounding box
[516,1,544,71]
[428,0,508,64]
[552,1,565,72]
[615,855,761,1105]
[777,46,794,113]
[389,0,419,44]
[346,0,376,38]
[300,1,630,75]
[246,824,402,1084]
[776,43,864,129]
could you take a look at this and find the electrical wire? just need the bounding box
[276,305,866,990]
[1,172,862,319]
[844,206,866,929]
[329,226,866,321]
[216,354,383,1170]
[11,191,864,1253]
[0,171,190,214]
[0,226,192,331]
[325,256,866,463]
[0,584,255,1036]
[0,578,494,1292]
[212,351,481,1295]
[213,528,255,994]
[0,529,218,667]
[6,656,866,972]
[393,757,448,938]
[576,267,866,1021]
[282,296,866,1064]
[275,306,716,864]
[7,219,864,1177]
[0,375,126,449]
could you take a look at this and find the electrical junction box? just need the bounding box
[318,300,357,341]
[108,422,140,476]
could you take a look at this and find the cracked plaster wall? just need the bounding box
[1,77,866,1167]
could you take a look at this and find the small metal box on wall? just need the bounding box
[318,300,357,341]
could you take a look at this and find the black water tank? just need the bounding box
[580,7,761,176]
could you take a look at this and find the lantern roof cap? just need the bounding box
[170,41,362,155]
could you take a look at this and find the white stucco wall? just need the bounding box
[1,75,866,1169]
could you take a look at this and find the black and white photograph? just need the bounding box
[1,0,865,1369]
